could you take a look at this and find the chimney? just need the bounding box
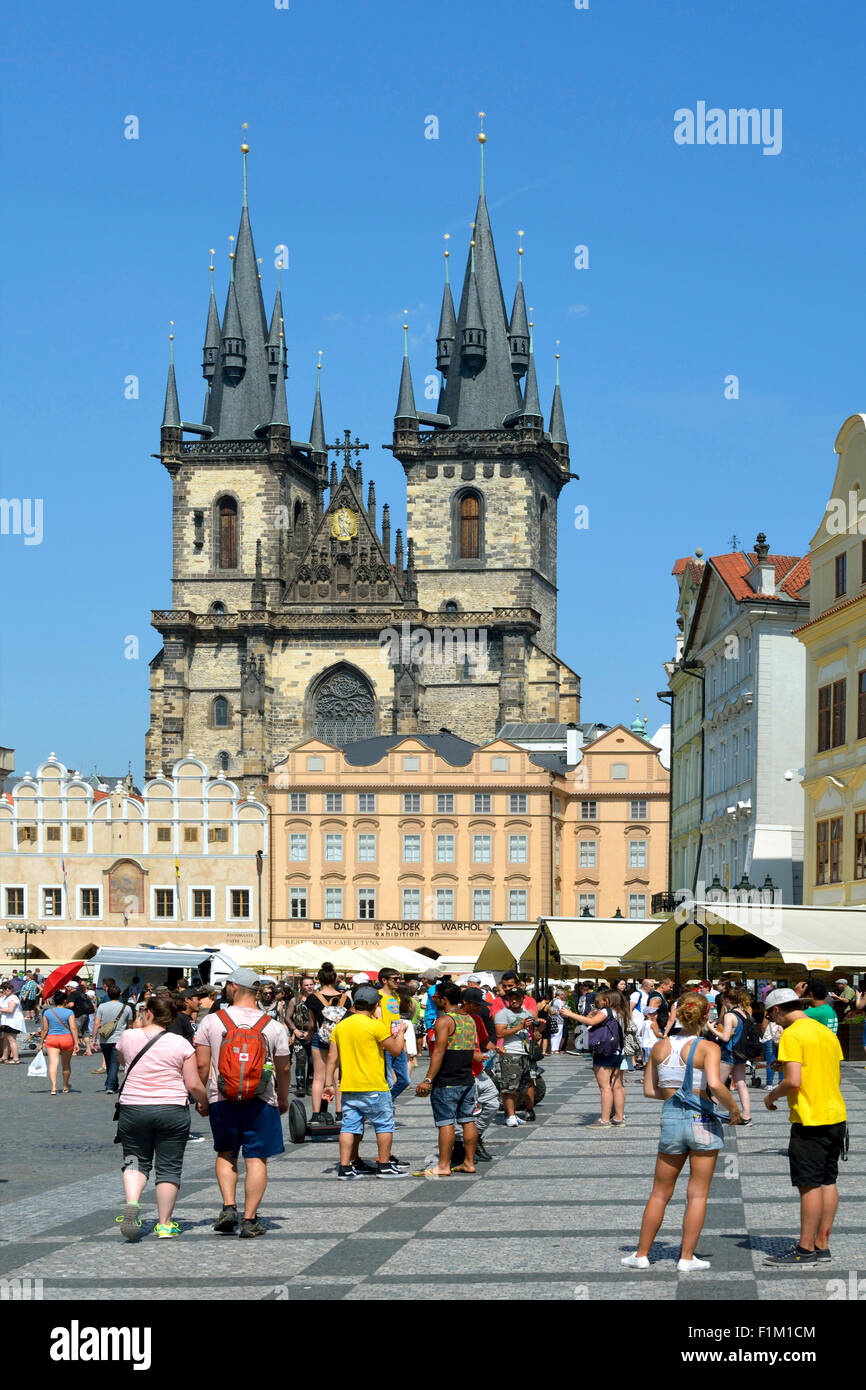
[565,722,581,765]
[746,532,776,596]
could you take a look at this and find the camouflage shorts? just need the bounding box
[497,1053,531,1094]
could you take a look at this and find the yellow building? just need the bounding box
[269,727,669,957]
[564,724,670,920]
[797,413,866,905]
[0,754,267,967]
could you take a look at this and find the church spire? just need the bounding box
[267,281,286,388]
[548,344,568,447]
[162,322,181,427]
[437,119,521,429]
[310,351,326,456]
[508,231,530,381]
[394,314,418,430]
[518,310,543,427]
[269,319,289,426]
[436,234,456,376]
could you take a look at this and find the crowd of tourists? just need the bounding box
[1,960,855,1269]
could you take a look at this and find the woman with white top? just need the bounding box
[622,991,741,1273]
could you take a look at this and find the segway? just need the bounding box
[287,1099,341,1144]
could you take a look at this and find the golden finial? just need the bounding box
[443,232,450,259]
[317,349,323,372]
[240,122,250,155]
[168,320,175,364]
[477,111,486,145]
[528,306,534,330]
[257,255,262,282]
[209,247,215,275]
[228,234,235,260]
[518,230,524,255]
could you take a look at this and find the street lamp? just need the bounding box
[5,923,47,973]
[760,874,777,905]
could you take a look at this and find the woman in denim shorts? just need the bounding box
[621,992,742,1274]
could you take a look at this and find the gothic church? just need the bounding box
[146,136,580,798]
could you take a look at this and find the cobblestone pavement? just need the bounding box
[1,1051,864,1301]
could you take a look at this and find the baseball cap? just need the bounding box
[764,988,800,1010]
[423,968,439,980]
[835,977,849,985]
[353,983,380,1008]
[462,987,483,1004]
[467,975,481,984]
[226,967,260,988]
[351,972,369,985]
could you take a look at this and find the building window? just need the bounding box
[629,800,647,821]
[211,696,229,729]
[358,794,376,813]
[217,496,238,569]
[437,793,454,813]
[402,756,420,771]
[70,826,85,843]
[578,840,597,869]
[473,834,492,862]
[184,827,198,843]
[473,887,492,920]
[290,887,307,918]
[325,793,343,813]
[580,801,597,820]
[358,888,376,919]
[43,888,62,917]
[835,551,847,598]
[628,893,647,918]
[289,833,308,861]
[855,812,866,881]
[817,818,843,886]
[192,889,212,919]
[313,667,376,748]
[324,886,343,918]
[578,892,596,916]
[17,826,35,843]
[402,887,421,918]
[628,839,647,870]
[154,889,175,919]
[491,757,510,773]
[508,888,528,920]
[458,491,481,560]
[435,834,455,862]
[858,671,866,741]
[357,833,376,863]
[5,887,24,916]
[473,793,491,813]
[402,834,421,863]
[230,890,251,919]
[307,756,324,771]
[46,825,60,842]
[819,680,847,751]
[208,826,229,843]
[403,793,421,814]
[324,833,343,861]
[218,751,230,771]
[80,888,100,918]
[832,679,847,747]
[156,826,171,843]
[290,793,307,813]
[720,741,727,789]
[508,834,528,863]
[732,734,739,785]
[743,727,751,778]
[435,888,454,919]
[611,763,628,779]
[508,793,527,813]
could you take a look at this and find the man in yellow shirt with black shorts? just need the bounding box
[324,984,410,1181]
[763,987,847,1266]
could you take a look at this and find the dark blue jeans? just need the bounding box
[101,1041,121,1091]
[385,1048,411,1100]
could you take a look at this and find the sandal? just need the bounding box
[419,1168,451,1178]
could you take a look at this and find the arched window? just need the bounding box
[312,668,376,748]
[210,601,226,615]
[539,497,550,572]
[443,600,459,614]
[293,498,303,532]
[213,696,230,728]
[459,492,480,560]
[217,497,238,569]
[218,750,230,771]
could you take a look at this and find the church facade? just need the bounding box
[146,143,580,799]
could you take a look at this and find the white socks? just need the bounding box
[620,1254,650,1269]
[677,1256,711,1272]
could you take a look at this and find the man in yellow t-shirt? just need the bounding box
[323,984,409,1181]
[763,988,847,1268]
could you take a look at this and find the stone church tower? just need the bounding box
[146,136,580,798]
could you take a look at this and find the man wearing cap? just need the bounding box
[762,988,847,1267]
[323,983,410,1180]
[830,978,856,1024]
[195,969,291,1238]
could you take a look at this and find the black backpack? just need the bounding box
[731,1009,763,1062]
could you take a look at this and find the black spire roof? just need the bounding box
[437,192,521,429]
[205,205,273,440]
[162,358,181,428]
[310,368,326,454]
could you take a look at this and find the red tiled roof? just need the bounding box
[672,557,705,582]
[793,587,866,635]
[710,552,808,603]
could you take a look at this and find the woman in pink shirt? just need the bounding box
[115,994,208,1241]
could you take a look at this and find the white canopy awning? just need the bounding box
[473,927,542,972]
[625,902,866,971]
[539,918,655,974]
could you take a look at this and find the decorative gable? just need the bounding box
[285,478,404,606]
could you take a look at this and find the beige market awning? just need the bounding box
[625,902,866,972]
[538,918,656,974]
[473,927,538,971]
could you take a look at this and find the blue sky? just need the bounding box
[3,0,863,777]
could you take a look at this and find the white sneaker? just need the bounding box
[677,1257,711,1272]
[505,1115,524,1127]
[620,1254,649,1269]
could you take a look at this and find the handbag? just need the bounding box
[112,1031,167,1142]
[98,1003,129,1041]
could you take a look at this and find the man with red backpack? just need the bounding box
[195,969,291,1238]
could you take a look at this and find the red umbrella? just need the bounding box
[41,961,85,997]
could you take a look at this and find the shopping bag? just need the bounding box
[27,1051,47,1077]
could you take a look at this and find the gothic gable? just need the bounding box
[285,474,404,606]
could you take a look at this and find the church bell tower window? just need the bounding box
[217,497,238,570]
[457,491,481,560]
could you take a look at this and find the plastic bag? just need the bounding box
[27,1051,47,1077]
